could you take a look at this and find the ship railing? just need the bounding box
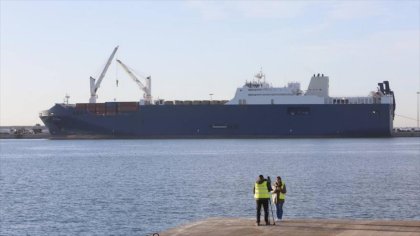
[326,97,379,104]
[155,100,229,105]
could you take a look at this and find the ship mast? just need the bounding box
[64,94,70,105]
[254,68,266,84]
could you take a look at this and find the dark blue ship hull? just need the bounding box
[40,103,393,138]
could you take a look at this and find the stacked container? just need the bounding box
[106,102,118,115]
[95,103,106,115]
[118,102,138,112]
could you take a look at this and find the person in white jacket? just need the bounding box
[272,176,287,221]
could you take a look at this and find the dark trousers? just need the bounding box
[256,199,269,224]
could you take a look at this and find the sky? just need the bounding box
[1,0,419,127]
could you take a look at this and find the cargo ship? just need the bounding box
[40,47,395,138]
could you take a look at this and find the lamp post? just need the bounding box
[209,93,213,101]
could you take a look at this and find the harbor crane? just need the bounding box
[116,59,152,104]
[89,46,119,103]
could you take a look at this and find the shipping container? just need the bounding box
[105,111,117,116]
[118,107,137,111]
[118,107,138,112]
[75,103,88,110]
[118,102,138,107]
[95,104,106,115]
[95,103,106,111]
[117,102,139,112]
[106,102,118,107]
[105,102,117,114]
[87,103,96,113]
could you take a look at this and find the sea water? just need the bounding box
[1,138,419,235]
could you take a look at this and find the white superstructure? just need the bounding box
[226,71,394,106]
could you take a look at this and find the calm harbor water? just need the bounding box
[1,138,419,235]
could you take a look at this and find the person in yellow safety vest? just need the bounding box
[272,176,287,221]
[253,175,273,226]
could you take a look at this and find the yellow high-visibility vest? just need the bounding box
[279,182,286,200]
[254,181,270,199]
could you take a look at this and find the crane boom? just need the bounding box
[89,46,119,103]
[116,59,146,90]
[116,59,152,103]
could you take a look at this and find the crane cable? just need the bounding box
[114,51,119,102]
[116,54,119,87]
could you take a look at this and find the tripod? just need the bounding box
[267,176,276,225]
[268,195,276,225]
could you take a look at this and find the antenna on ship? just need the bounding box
[64,94,70,105]
[254,67,266,84]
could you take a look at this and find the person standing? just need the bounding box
[253,175,272,226]
[272,176,286,221]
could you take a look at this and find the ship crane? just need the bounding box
[116,59,152,104]
[89,46,119,103]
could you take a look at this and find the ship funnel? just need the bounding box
[305,74,329,97]
[378,83,385,94]
[383,81,391,94]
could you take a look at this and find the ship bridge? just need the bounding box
[226,72,394,107]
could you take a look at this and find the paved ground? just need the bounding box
[160,218,420,236]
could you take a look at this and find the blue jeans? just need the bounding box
[276,201,284,220]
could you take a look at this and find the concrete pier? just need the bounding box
[161,218,420,236]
